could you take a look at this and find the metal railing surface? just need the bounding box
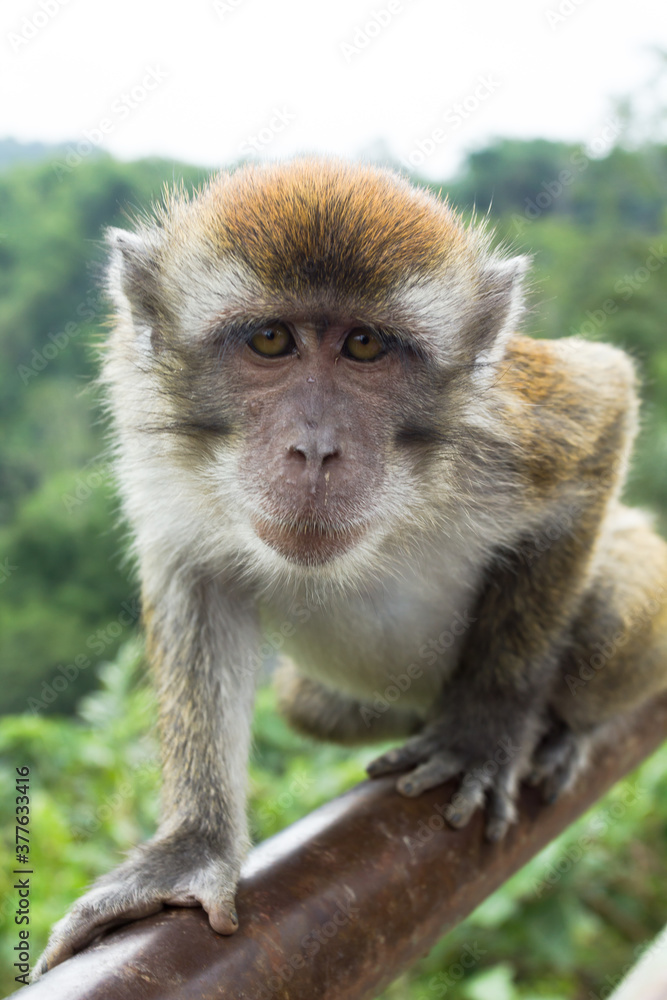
[12,692,667,1000]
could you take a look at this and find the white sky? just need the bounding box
[0,0,665,179]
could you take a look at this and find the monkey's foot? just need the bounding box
[367,728,527,842]
[528,723,591,803]
[33,834,240,980]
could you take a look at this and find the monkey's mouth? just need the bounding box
[252,516,366,564]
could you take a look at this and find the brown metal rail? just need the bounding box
[11,693,667,1000]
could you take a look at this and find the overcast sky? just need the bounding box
[1,0,665,179]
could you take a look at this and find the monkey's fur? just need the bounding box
[37,158,667,975]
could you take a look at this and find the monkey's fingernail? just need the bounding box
[448,811,462,825]
[208,904,239,935]
[402,782,413,793]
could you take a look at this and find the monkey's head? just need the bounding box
[105,159,526,585]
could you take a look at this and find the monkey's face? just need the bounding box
[105,159,527,580]
[154,305,445,574]
[215,316,430,566]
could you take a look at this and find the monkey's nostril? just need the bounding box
[286,445,341,468]
[287,446,308,464]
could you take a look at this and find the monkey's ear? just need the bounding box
[105,227,164,337]
[471,254,529,363]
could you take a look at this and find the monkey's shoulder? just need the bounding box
[498,335,639,489]
[502,334,638,409]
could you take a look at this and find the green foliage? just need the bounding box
[0,643,160,993]
[0,154,210,712]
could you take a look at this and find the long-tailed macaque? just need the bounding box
[36,158,667,976]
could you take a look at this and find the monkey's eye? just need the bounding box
[343,328,385,362]
[249,323,294,357]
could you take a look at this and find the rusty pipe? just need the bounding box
[11,693,667,1000]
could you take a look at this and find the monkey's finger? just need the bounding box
[531,731,588,803]
[484,786,518,842]
[366,739,433,777]
[204,901,240,935]
[161,893,201,907]
[396,753,462,796]
[444,775,488,829]
[34,898,164,977]
[528,737,571,787]
[541,758,580,805]
[172,874,239,935]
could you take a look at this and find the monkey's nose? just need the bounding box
[286,436,341,470]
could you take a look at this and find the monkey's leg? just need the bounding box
[533,508,667,799]
[275,659,424,745]
[34,574,259,978]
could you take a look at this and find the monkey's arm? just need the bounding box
[367,516,603,840]
[369,336,639,840]
[34,573,258,977]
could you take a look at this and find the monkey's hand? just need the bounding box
[528,720,592,803]
[366,710,534,842]
[33,832,240,979]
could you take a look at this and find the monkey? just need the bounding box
[35,157,667,976]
